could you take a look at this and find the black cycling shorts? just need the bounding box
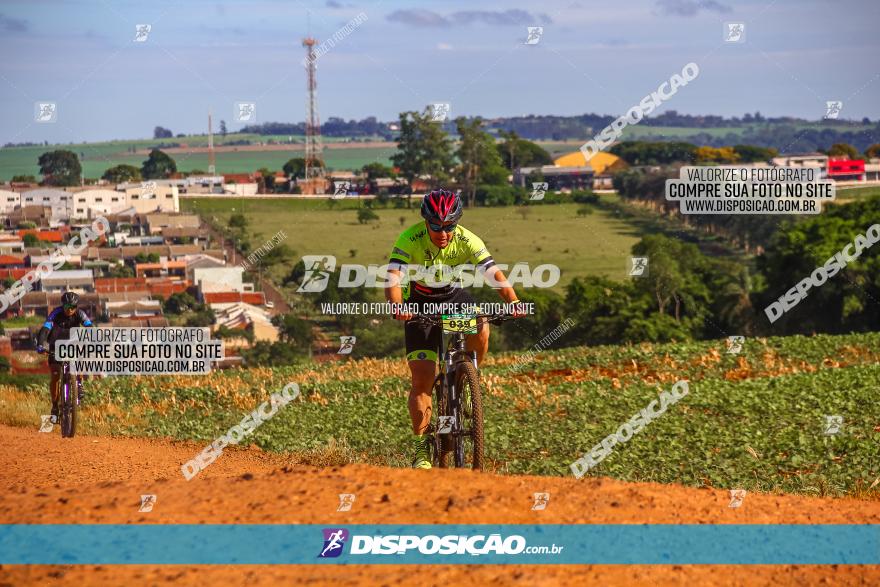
[404,287,484,362]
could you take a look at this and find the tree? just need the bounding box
[755,196,880,335]
[864,144,880,160]
[153,126,173,139]
[163,292,201,314]
[214,324,254,344]
[228,213,248,232]
[242,340,306,366]
[227,213,249,250]
[22,233,39,247]
[609,141,697,165]
[391,109,455,200]
[357,208,379,224]
[282,157,306,179]
[695,146,740,164]
[109,264,134,278]
[102,164,142,184]
[827,143,859,160]
[186,308,215,327]
[497,131,553,170]
[38,150,82,186]
[733,144,778,162]
[257,244,294,270]
[10,174,37,183]
[361,162,395,179]
[219,120,227,137]
[272,313,314,349]
[256,167,275,193]
[631,234,711,325]
[455,116,508,208]
[498,130,520,170]
[141,149,177,179]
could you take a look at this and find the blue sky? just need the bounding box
[1,0,878,143]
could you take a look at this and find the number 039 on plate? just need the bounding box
[441,314,478,334]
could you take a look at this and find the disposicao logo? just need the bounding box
[318,528,349,558]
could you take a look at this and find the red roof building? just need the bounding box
[0,268,28,280]
[17,229,64,243]
[203,291,266,305]
[0,255,25,268]
[146,279,189,299]
[222,173,256,184]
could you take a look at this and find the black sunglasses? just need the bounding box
[428,221,456,233]
[63,304,77,310]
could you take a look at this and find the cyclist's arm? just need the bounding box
[487,266,520,304]
[36,308,60,348]
[387,239,413,320]
[464,230,521,305]
[384,268,412,320]
[78,309,93,327]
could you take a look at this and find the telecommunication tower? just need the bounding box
[302,37,326,193]
[207,111,216,176]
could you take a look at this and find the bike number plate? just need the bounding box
[441,314,477,334]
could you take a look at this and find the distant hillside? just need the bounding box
[239,112,880,153]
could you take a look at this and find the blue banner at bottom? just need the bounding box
[0,525,877,565]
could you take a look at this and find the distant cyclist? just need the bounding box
[35,291,93,423]
[386,189,522,469]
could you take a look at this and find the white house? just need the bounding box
[41,269,95,293]
[192,266,252,293]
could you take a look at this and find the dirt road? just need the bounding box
[1,424,877,585]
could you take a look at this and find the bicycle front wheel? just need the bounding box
[435,375,454,469]
[60,370,77,438]
[454,361,484,471]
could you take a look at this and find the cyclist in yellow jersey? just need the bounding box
[386,189,522,469]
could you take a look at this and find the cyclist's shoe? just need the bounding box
[50,403,59,425]
[411,434,432,470]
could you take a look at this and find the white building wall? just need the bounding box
[0,190,20,214]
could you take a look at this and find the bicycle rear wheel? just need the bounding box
[454,361,483,471]
[60,369,77,438]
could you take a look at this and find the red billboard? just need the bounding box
[827,159,865,177]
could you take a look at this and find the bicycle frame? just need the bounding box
[52,355,83,438]
[432,319,481,466]
[59,362,83,403]
[410,311,510,469]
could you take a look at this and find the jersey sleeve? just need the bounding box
[43,307,61,330]
[388,231,414,271]
[78,309,92,327]
[463,230,496,273]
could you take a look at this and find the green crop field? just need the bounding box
[182,198,643,288]
[834,185,880,202]
[0,135,586,181]
[2,331,877,496]
[0,141,401,181]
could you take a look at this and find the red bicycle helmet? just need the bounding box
[420,188,463,225]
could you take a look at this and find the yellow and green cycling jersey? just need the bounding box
[388,222,496,298]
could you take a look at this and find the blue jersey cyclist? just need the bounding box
[35,291,93,423]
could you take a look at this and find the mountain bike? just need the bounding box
[39,347,83,438]
[409,311,513,471]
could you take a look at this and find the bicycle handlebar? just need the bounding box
[407,312,517,327]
